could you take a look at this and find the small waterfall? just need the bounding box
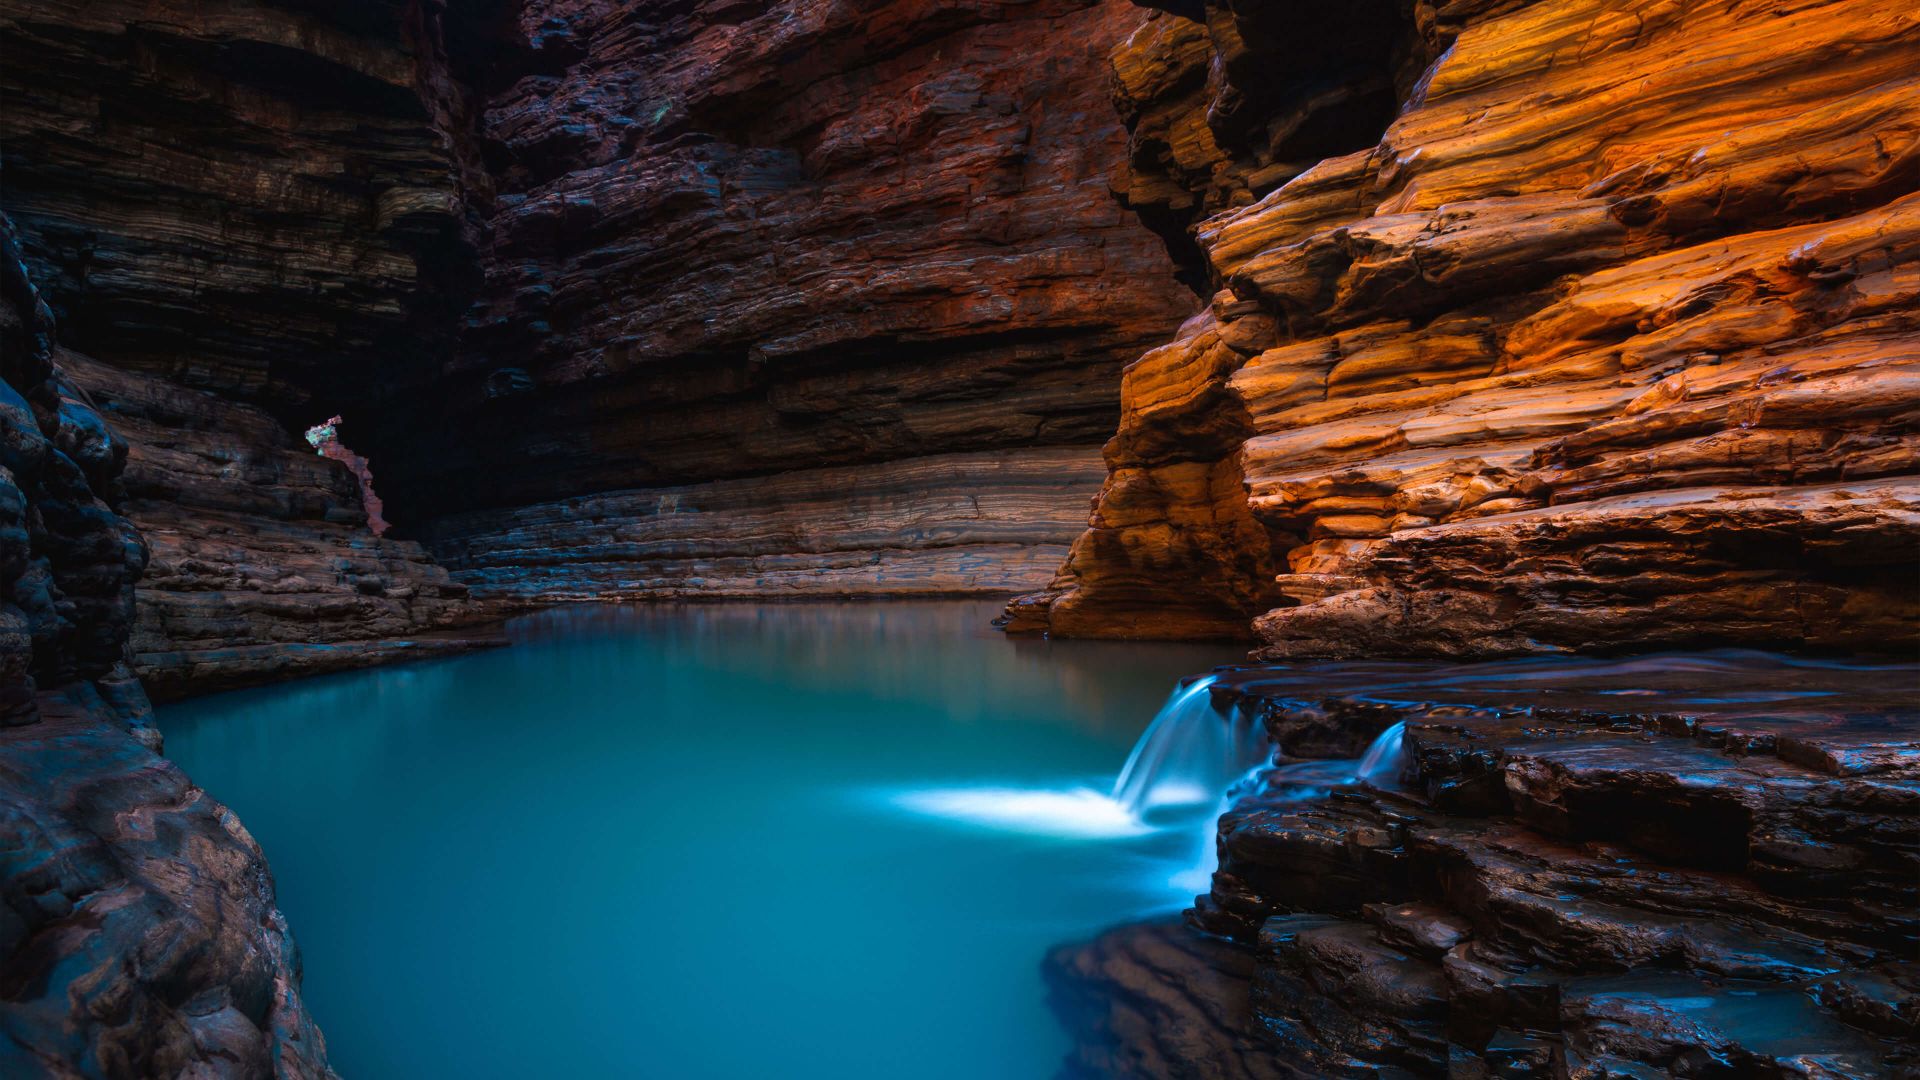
[889,678,1412,903]
[1356,721,1407,788]
[1174,719,1411,893]
[1110,676,1270,815]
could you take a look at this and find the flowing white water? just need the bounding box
[1172,719,1410,892]
[1111,675,1270,814]
[1356,720,1408,788]
[891,682,1412,901]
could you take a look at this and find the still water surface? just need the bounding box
[160,601,1240,1079]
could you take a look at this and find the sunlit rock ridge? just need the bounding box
[1009,0,1920,653]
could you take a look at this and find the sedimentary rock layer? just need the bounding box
[62,354,489,699]
[2,0,1200,638]
[1,217,334,1077]
[0,689,337,1079]
[0,0,467,413]
[427,448,1107,600]
[367,0,1195,597]
[1015,0,1920,653]
[0,0,498,693]
[1052,653,1920,1077]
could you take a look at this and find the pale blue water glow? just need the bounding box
[159,601,1242,1080]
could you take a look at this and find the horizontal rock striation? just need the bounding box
[1014,0,1920,654]
[1053,652,1920,1077]
[62,354,490,700]
[363,0,1196,599]
[3,0,1204,639]
[0,0,504,693]
[1,217,334,1077]
[426,448,1107,600]
[0,0,468,413]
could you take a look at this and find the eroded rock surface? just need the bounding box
[63,354,491,699]
[1050,652,1920,1078]
[1013,0,1920,653]
[1,0,1202,649]
[1,216,334,1077]
[0,0,501,695]
[365,0,1196,600]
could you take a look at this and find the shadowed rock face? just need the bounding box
[369,0,1198,599]
[1,217,335,1078]
[0,0,500,695]
[1050,652,1920,1078]
[1011,0,1920,653]
[0,0,1200,670]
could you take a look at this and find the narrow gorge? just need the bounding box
[1,0,1914,1077]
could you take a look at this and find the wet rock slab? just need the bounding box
[1048,652,1919,1079]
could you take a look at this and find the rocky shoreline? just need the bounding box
[1051,653,1920,1077]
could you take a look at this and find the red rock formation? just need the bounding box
[1013,0,1920,655]
[64,356,488,699]
[2,0,1201,657]
[368,0,1197,600]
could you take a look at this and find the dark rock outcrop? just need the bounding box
[1,217,334,1077]
[1051,652,1920,1078]
[0,0,502,693]
[1012,0,1920,654]
[63,354,492,700]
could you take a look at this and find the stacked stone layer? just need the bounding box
[2,216,334,1077]
[365,0,1198,599]
[0,0,500,693]
[1013,0,1920,654]
[1051,653,1920,1078]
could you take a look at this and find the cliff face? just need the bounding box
[1,0,1198,662]
[0,0,497,694]
[372,0,1195,600]
[1011,0,1920,654]
[1,219,335,1078]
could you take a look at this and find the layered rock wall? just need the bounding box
[367,0,1196,600]
[64,355,483,699]
[1014,0,1920,654]
[2,0,1204,657]
[1,218,335,1078]
[0,0,497,692]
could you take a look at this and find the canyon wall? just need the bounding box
[0,0,493,695]
[376,0,1195,600]
[1,219,335,1077]
[1011,0,1920,654]
[1,0,1200,681]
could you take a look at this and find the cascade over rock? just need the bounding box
[1051,653,1920,1077]
[2,0,1917,1073]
